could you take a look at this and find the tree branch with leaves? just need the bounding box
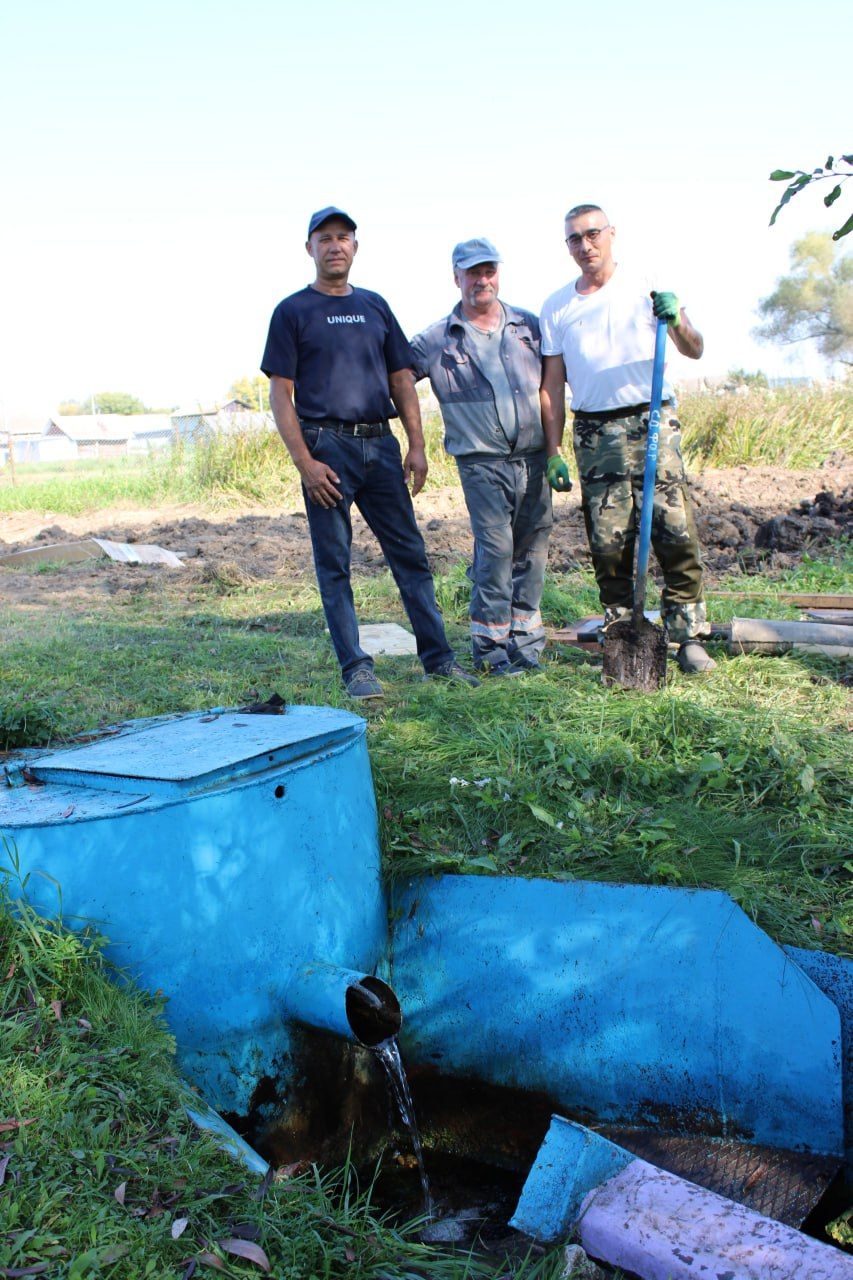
[769,154,853,241]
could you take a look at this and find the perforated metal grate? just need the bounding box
[604,1127,840,1227]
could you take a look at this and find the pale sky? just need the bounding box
[0,0,849,416]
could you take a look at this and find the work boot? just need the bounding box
[425,660,481,688]
[476,659,524,678]
[509,654,544,674]
[345,667,384,700]
[676,641,717,674]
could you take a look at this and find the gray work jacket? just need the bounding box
[410,302,545,460]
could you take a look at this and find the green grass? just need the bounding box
[3,382,851,514]
[0,450,197,516]
[716,544,853,598]
[1,549,850,955]
[0,875,562,1279]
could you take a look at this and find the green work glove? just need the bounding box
[651,290,681,327]
[546,454,572,492]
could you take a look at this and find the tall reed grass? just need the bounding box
[677,383,852,468]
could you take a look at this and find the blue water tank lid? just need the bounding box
[25,707,363,791]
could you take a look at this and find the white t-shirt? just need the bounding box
[540,265,674,412]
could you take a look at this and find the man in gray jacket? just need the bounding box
[410,239,553,675]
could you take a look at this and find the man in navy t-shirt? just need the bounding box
[262,206,479,699]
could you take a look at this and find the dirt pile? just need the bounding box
[754,487,852,553]
[1,465,849,596]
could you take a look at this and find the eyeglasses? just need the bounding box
[566,226,611,247]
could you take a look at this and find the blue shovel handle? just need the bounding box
[632,318,669,626]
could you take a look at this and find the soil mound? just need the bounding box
[1,465,850,597]
[754,487,852,553]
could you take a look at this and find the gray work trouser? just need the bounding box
[457,454,553,668]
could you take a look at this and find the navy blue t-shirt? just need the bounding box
[261,285,414,422]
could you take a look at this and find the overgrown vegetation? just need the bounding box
[0,872,561,1278]
[679,382,852,467]
[2,382,851,513]
[0,452,198,517]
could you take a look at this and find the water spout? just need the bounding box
[283,963,431,1214]
[285,962,401,1046]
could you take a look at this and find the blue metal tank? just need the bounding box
[0,707,388,1114]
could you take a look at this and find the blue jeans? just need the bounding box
[300,426,454,680]
[457,455,553,668]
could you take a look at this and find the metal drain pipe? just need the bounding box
[284,962,402,1047]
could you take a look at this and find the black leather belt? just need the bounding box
[573,400,672,423]
[300,418,391,438]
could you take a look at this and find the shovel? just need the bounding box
[602,318,669,691]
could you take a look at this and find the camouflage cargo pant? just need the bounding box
[572,409,707,644]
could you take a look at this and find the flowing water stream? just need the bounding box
[372,1037,434,1218]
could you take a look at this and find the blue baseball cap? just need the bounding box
[452,237,503,270]
[307,206,357,237]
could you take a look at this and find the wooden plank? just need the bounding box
[549,616,603,647]
[713,593,853,609]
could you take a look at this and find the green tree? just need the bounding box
[769,154,852,241]
[59,392,149,414]
[754,233,853,368]
[726,368,769,388]
[227,376,268,411]
[94,390,148,414]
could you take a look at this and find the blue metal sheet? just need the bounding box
[23,707,360,796]
[0,780,152,823]
[511,1117,632,1242]
[785,946,853,1176]
[4,706,847,1171]
[185,1104,269,1176]
[391,875,843,1156]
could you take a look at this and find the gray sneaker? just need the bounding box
[345,667,384,699]
[676,641,717,674]
[425,660,481,688]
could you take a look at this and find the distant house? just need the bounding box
[43,414,173,459]
[125,415,174,453]
[171,401,275,441]
[767,375,813,389]
[1,410,52,465]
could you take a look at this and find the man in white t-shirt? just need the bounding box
[539,203,715,674]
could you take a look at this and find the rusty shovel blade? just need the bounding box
[602,616,668,691]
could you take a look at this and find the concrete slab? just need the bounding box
[358,622,418,656]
